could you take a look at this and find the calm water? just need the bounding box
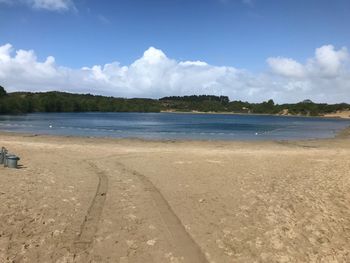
[0,112,349,141]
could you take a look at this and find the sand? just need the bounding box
[323,110,350,119]
[1,131,350,262]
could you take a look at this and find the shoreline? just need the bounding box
[161,110,350,119]
[1,110,350,120]
[335,124,350,138]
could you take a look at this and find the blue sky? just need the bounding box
[0,0,350,102]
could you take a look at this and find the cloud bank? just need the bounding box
[267,45,348,78]
[0,43,349,103]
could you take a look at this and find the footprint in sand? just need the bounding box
[146,239,157,246]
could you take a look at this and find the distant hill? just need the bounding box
[0,86,349,117]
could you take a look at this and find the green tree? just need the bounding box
[0,85,7,97]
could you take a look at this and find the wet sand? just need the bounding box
[1,131,350,262]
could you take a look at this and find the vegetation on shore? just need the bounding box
[0,85,349,116]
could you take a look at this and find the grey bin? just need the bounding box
[5,155,20,169]
[0,147,7,165]
[0,153,4,165]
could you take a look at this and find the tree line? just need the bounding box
[0,85,349,116]
[0,87,160,114]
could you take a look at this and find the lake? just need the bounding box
[0,112,349,141]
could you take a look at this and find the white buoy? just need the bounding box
[49,125,53,128]
[255,132,258,135]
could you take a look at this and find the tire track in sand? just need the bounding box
[116,161,209,263]
[73,161,108,257]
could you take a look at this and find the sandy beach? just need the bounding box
[1,131,350,263]
[323,110,350,119]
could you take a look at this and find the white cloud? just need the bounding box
[0,0,75,11]
[267,57,305,78]
[30,0,74,11]
[0,43,349,103]
[0,43,12,62]
[265,45,350,102]
[267,44,349,79]
[311,45,348,77]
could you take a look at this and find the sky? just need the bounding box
[0,0,350,103]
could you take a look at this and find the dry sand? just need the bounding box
[1,131,350,262]
[323,110,350,119]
